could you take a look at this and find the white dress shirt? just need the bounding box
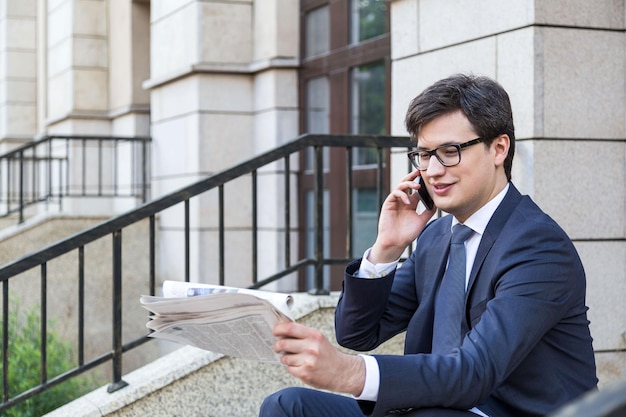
[353,184,510,417]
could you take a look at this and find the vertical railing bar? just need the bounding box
[48,138,53,200]
[283,155,291,269]
[7,157,11,213]
[376,147,384,215]
[114,139,119,196]
[65,138,70,197]
[219,185,225,286]
[313,145,328,294]
[185,200,190,283]
[78,246,85,365]
[150,215,156,295]
[142,139,148,203]
[2,279,9,402]
[251,170,258,284]
[98,138,103,196]
[346,147,354,258]
[18,152,24,224]
[82,138,87,196]
[60,140,66,212]
[107,230,128,393]
[32,146,37,206]
[131,140,136,198]
[40,263,48,384]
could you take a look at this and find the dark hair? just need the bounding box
[404,74,515,181]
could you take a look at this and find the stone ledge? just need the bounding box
[142,58,300,90]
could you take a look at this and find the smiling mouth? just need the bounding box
[432,183,453,195]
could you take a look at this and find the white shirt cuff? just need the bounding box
[356,248,398,279]
[354,354,380,401]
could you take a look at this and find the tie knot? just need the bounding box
[451,224,473,244]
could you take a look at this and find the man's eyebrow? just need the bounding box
[415,143,447,151]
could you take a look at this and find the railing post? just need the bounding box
[107,230,128,393]
[284,156,291,268]
[18,151,24,224]
[40,264,48,385]
[142,139,148,203]
[185,199,190,283]
[2,280,9,403]
[313,145,329,295]
[251,170,258,284]
[218,186,225,285]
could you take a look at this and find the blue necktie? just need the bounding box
[432,224,474,354]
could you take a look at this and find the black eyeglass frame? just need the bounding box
[407,138,483,171]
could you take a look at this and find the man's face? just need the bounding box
[417,110,508,223]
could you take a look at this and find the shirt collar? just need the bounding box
[451,183,510,235]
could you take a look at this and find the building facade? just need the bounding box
[0,0,624,386]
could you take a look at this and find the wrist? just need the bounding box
[368,242,405,264]
[343,354,366,397]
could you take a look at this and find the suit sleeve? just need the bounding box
[335,252,420,352]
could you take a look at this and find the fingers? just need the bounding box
[273,322,324,354]
[396,170,423,200]
[274,323,325,380]
[273,321,310,339]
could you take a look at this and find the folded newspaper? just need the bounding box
[140,281,294,362]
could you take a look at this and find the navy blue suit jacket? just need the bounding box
[335,184,597,417]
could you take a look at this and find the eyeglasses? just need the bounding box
[407,138,483,171]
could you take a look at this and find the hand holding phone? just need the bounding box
[416,176,434,211]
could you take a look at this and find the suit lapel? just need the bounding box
[466,184,523,292]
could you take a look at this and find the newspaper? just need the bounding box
[140,281,294,362]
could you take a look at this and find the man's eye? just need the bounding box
[418,152,431,160]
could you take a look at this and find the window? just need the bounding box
[351,60,386,166]
[300,0,390,291]
[350,0,387,44]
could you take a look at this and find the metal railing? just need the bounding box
[0,134,414,413]
[0,135,151,224]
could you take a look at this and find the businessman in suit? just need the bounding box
[259,74,597,417]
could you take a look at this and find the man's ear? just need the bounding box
[492,134,510,167]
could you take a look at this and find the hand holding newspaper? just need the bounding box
[140,281,294,362]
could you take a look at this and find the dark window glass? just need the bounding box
[350,0,387,44]
[306,6,330,58]
[351,60,386,166]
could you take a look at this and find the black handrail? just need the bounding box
[0,133,414,413]
[0,135,151,224]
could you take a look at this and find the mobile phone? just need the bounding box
[416,176,434,211]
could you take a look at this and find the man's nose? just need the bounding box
[426,155,446,176]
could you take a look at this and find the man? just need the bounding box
[260,74,597,417]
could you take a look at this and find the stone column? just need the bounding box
[0,0,37,150]
[46,0,109,134]
[147,0,300,289]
